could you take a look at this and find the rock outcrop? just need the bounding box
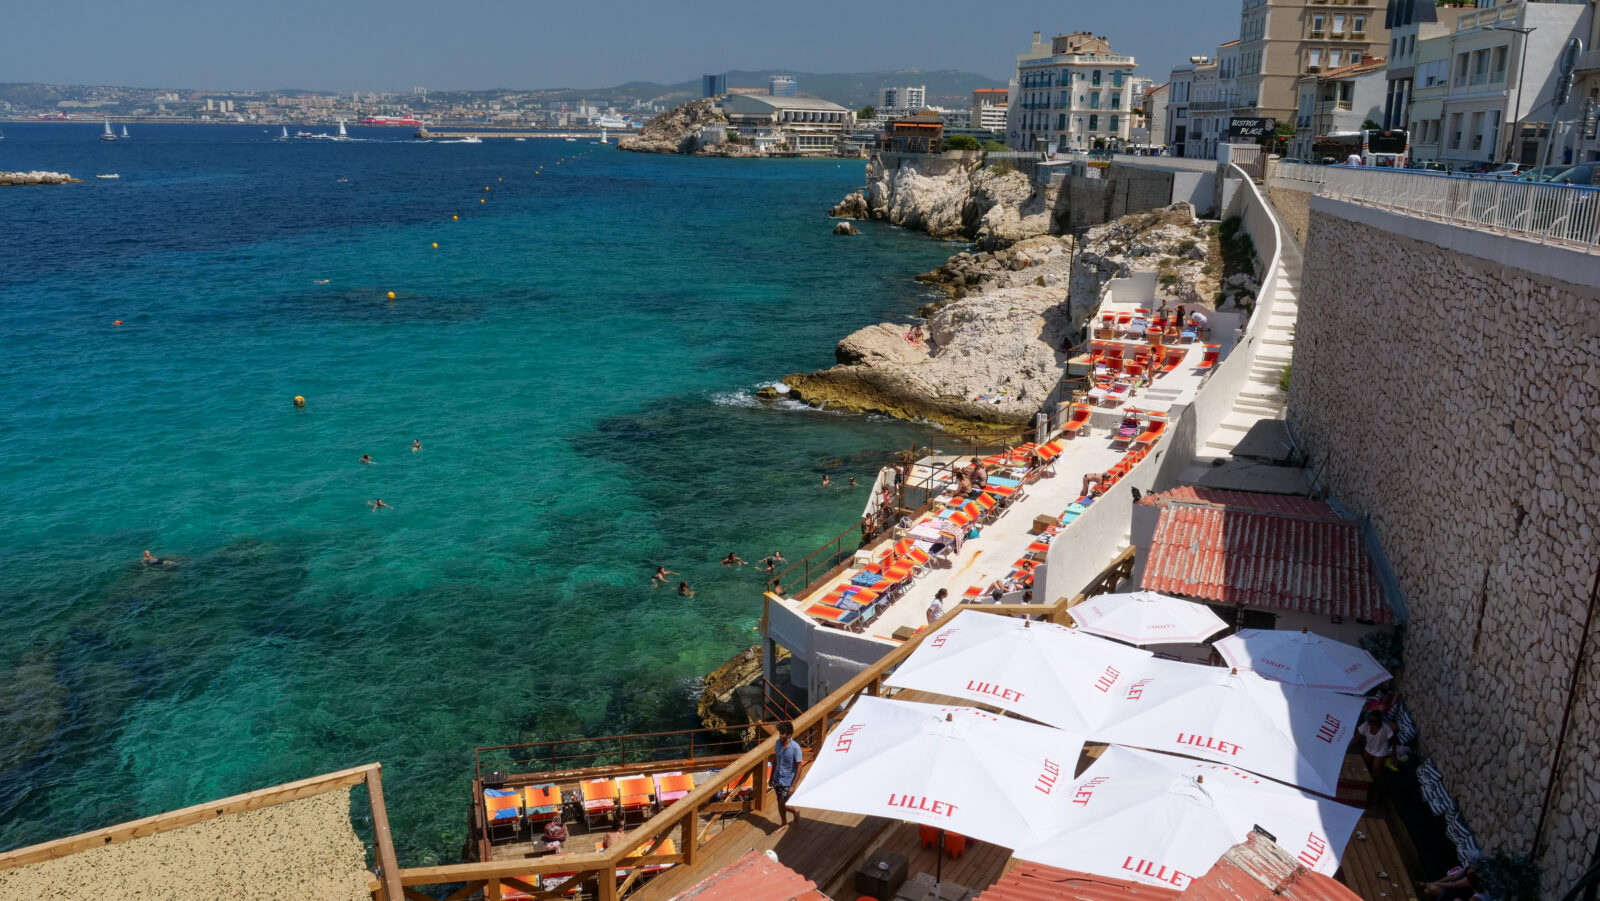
[842,155,1055,249]
[829,192,869,219]
[0,171,80,186]
[785,204,1221,430]
[617,99,726,155]
[832,221,860,235]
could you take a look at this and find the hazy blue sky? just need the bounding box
[5,0,1239,92]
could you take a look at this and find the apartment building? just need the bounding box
[879,85,928,112]
[1237,0,1391,123]
[1005,31,1138,153]
[1291,57,1389,158]
[1412,0,1592,166]
[1189,42,1239,159]
[1382,0,1469,129]
[1141,82,1170,147]
[970,88,1010,132]
[1165,58,1207,154]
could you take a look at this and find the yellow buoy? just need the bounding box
[293,396,306,407]
[484,187,490,191]
[452,215,459,221]
[432,242,439,249]
[387,291,396,300]
[480,198,486,203]
[498,177,503,182]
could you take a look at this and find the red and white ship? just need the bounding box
[358,115,424,127]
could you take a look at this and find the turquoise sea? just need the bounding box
[0,123,952,862]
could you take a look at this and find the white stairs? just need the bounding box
[1200,241,1301,457]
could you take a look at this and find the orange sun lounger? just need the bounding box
[581,778,619,829]
[654,772,696,807]
[1197,344,1221,370]
[617,775,655,823]
[522,783,562,824]
[484,787,522,843]
[1061,403,1092,437]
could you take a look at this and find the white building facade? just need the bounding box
[1005,31,1138,153]
[879,85,927,113]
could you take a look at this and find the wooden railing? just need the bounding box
[474,725,779,782]
[0,762,403,901]
[393,546,1138,901]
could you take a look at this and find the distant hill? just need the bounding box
[539,69,1007,110]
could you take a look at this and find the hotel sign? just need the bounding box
[1227,117,1275,140]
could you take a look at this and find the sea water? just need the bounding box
[0,123,952,861]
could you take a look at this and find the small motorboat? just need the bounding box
[97,173,120,179]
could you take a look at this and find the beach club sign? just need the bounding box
[1227,117,1276,140]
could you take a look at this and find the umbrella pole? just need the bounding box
[935,829,944,899]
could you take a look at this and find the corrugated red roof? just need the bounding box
[976,835,1359,901]
[1141,494,1392,623]
[1184,833,1360,901]
[976,862,1181,901]
[1141,487,1344,520]
[671,849,829,901]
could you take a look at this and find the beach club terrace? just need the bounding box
[761,271,1244,710]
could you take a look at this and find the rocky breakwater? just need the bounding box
[783,235,1077,431]
[617,99,726,155]
[833,156,1058,250]
[0,171,80,186]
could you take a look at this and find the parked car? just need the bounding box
[1485,163,1532,179]
[1456,161,1498,175]
[1541,163,1599,186]
[1409,161,1449,172]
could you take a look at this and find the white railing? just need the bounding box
[1272,162,1600,253]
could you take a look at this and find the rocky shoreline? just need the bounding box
[775,201,1228,431]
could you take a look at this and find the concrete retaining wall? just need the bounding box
[1290,196,1600,895]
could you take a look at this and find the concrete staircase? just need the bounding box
[1200,240,1302,458]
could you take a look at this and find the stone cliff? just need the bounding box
[783,204,1219,430]
[617,99,726,155]
[855,156,1053,249]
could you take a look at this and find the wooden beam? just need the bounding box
[0,763,380,872]
[679,804,698,868]
[399,852,612,885]
[365,766,405,901]
[444,881,488,901]
[597,865,618,901]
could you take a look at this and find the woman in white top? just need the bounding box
[1355,709,1396,774]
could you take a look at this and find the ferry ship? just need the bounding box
[359,115,424,127]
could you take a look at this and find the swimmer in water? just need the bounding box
[360,454,374,465]
[848,476,859,487]
[141,550,171,566]
[369,499,393,512]
[677,581,695,597]
[411,439,422,453]
[821,474,831,488]
[721,552,746,568]
[314,279,330,285]
[652,566,678,585]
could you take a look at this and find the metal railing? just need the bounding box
[1273,162,1600,253]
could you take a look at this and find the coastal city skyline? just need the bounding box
[1,0,1235,92]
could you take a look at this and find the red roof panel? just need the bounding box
[976,862,1180,901]
[672,849,829,901]
[1141,499,1392,623]
[1142,487,1345,520]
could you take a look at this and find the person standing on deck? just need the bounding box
[771,721,804,829]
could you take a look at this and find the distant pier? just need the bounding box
[0,171,79,186]
[412,128,630,141]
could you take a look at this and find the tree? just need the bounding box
[1362,118,1382,130]
[857,105,877,120]
[944,134,980,151]
[981,140,1009,152]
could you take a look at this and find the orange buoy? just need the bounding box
[432,242,439,249]
[113,320,123,326]
[480,198,486,203]
[452,215,459,221]
[387,291,396,300]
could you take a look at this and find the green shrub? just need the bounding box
[982,140,1009,152]
[1478,852,1541,901]
[990,161,1015,176]
[945,135,981,151]
[1278,363,1291,394]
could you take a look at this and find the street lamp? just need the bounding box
[1486,24,1535,164]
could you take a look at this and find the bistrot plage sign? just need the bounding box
[1227,117,1275,140]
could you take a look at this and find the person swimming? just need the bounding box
[411,439,422,453]
[360,454,374,465]
[140,550,172,566]
[652,566,678,585]
[677,581,695,597]
[369,499,393,511]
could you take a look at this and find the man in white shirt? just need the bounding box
[1346,152,1363,166]
[1355,710,1396,774]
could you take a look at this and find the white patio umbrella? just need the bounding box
[884,609,1153,732]
[1092,658,1365,795]
[1013,746,1362,889]
[1068,590,1228,646]
[787,695,1087,851]
[1212,628,1392,694]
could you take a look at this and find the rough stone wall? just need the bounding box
[1289,205,1600,895]
[1266,181,1311,245]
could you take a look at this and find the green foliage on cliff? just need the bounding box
[944,135,980,151]
[982,140,1009,152]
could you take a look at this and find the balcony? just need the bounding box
[1315,100,1354,115]
[1576,49,1600,75]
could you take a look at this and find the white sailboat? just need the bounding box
[100,119,117,142]
[121,125,130,139]
[277,126,289,141]
[334,119,349,141]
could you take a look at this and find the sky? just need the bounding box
[4,0,1240,93]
